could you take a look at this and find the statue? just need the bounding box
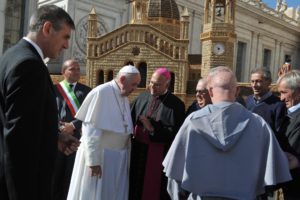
[277,0,287,13]
[276,0,282,11]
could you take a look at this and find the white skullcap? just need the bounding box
[119,65,140,74]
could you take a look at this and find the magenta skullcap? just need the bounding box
[155,67,171,80]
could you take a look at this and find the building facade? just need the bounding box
[0,0,299,83]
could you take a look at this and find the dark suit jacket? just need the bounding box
[55,82,91,138]
[278,108,300,197]
[0,39,58,200]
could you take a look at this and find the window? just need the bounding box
[263,49,271,69]
[97,70,104,85]
[169,72,175,93]
[107,70,113,82]
[236,41,247,81]
[138,62,147,88]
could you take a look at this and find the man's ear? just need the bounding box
[120,75,126,84]
[208,87,213,98]
[42,21,52,36]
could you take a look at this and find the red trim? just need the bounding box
[56,84,76,117]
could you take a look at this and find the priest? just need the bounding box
[129,68,186,200]
[67,65,140,200]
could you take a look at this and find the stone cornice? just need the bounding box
[237,0,299,34]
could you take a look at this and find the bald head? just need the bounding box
[207,66,237,103]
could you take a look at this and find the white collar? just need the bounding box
[288,102,300,115]
[253,91,272,103]
[23,37,44,60]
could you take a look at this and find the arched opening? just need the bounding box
[137,62,147,88]
[124,60,134,66]
[97,70,104,85]
[169,72,175,93]
[107,70,114,82]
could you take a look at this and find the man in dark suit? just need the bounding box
[0,5,80,200]
[52,59,91,200]
[277,70,300,200]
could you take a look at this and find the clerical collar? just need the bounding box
[253,91,272,103]
[288,102,300,115]
[23,37,44,60]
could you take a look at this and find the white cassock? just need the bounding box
[67,80,133,200]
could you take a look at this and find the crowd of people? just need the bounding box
[0,4,299,200]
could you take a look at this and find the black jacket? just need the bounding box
[0,39,58,200]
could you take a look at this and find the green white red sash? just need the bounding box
[56,80,80,117]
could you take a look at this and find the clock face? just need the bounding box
[213,43,225,55]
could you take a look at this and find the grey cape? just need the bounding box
[163,102,291,200]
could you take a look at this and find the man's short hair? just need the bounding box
[197,78,208,87]
[29,5,75,32]
[277,70,300,92]
[62,59,79,72]
[207,66,237,89]
[250,67,272,82]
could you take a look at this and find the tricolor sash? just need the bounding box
[56,80,81,117]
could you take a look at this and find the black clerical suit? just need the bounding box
[130,91,185,200]
[52,82,91,200]
[0,39,58,200]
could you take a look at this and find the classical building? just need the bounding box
[1,0,300,84]
[37,0,300,83]
[85,1,190,100]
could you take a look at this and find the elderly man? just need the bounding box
[67,65,141,200]
[163,66,291,200]
[130,68,185,200]
[277,70,300,200]
[52,59,91,200]
[246,67,286,133]
[186,78,212,116]
[0,5,79,200]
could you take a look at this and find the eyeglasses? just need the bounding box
[195,89,208,95]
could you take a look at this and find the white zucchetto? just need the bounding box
[119,65,140,74]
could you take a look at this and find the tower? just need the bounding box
[87,7,98,38]
[131,0,147,24]
[180,7,190,40]
[200,0,236,77]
